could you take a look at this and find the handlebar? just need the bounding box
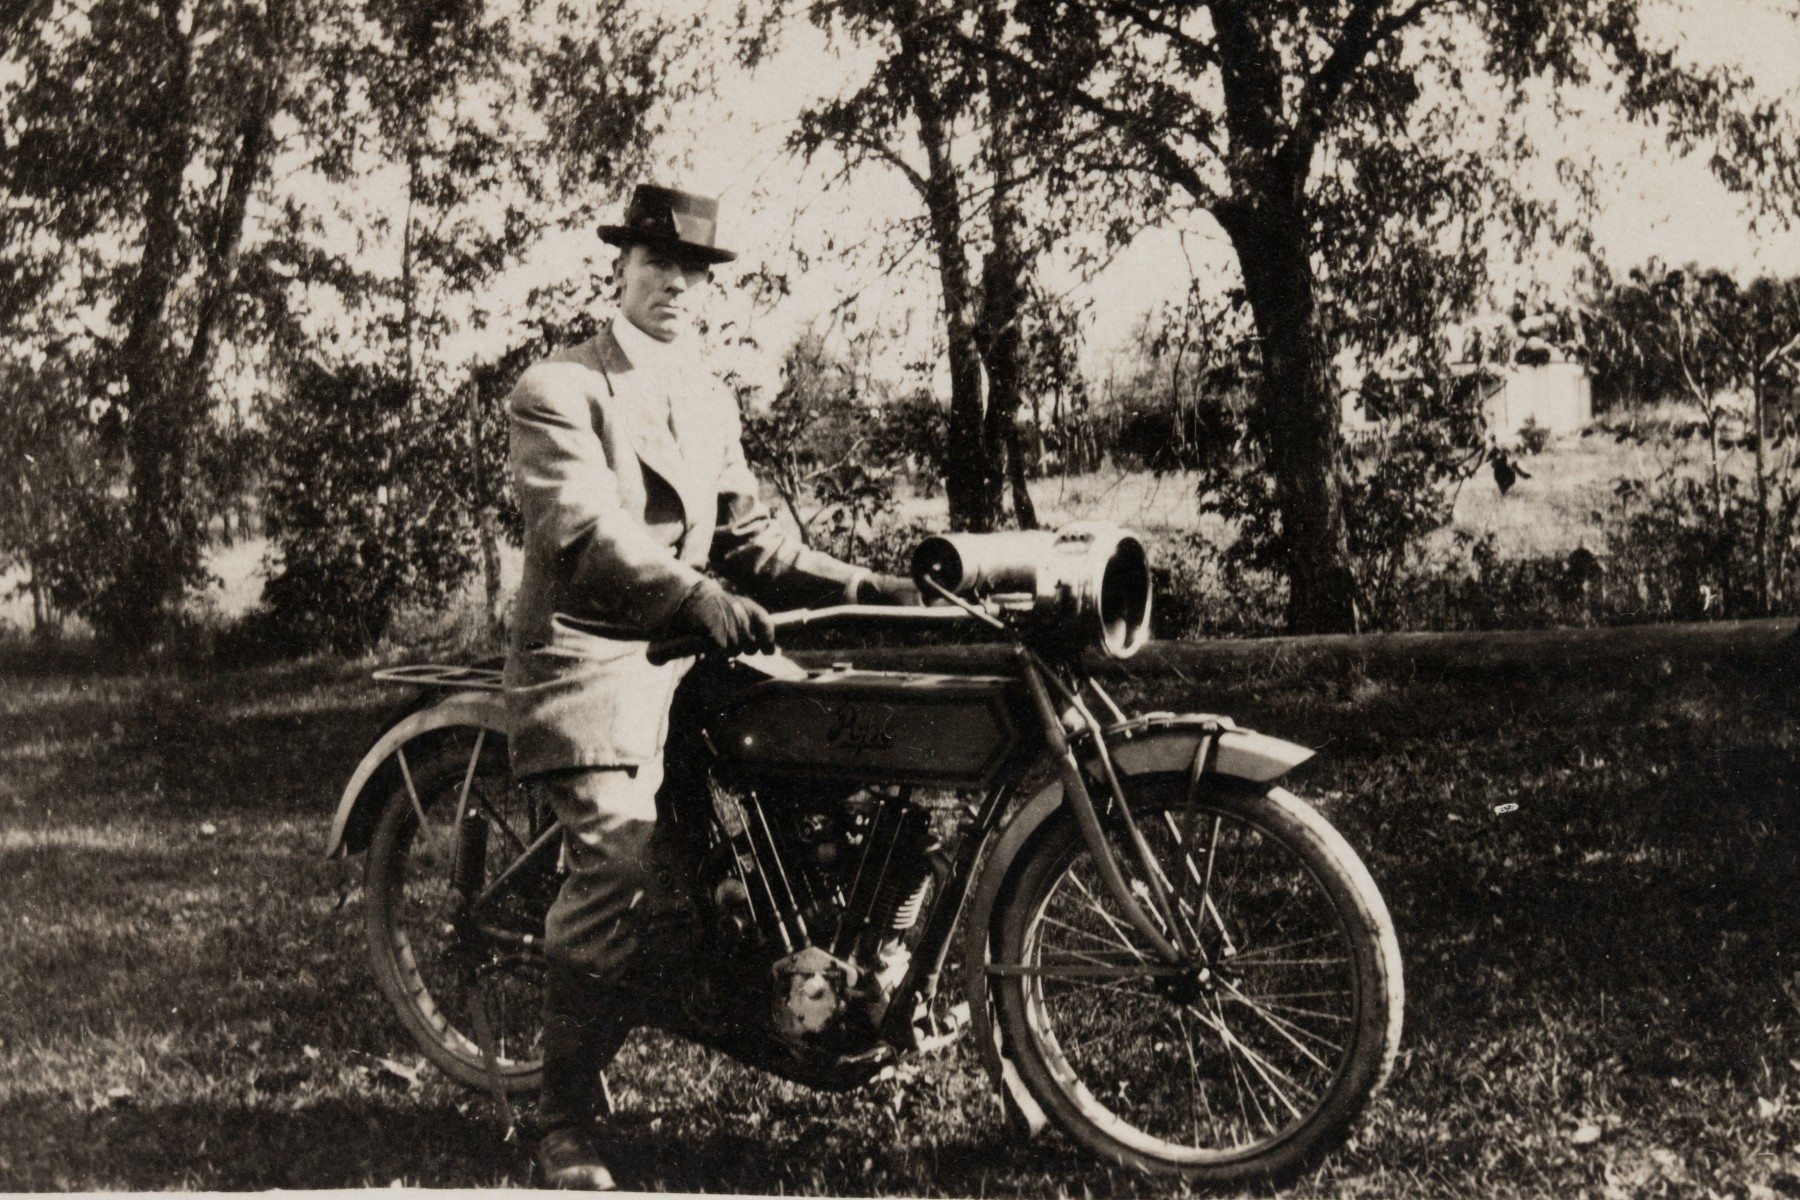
[644,602,985,666]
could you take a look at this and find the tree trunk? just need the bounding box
[976,31,1037,532]
[115,0,199,648]
[1221,202,1360,634]
[29,567,54,638]
[113,0,290,647]
[898,31,990,531]
[463,378,504,638]
[1006,419,1038,528]
[1752,347,1771,615]
[402,142,422,391]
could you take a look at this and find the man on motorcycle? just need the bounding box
[504,183,915,1190]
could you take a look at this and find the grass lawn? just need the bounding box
[5,629,1800,1195]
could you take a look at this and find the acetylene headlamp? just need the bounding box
[909,521,1153,659]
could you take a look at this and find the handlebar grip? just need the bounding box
[646,635,712,666]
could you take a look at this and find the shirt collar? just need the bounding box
[611,314,682,374]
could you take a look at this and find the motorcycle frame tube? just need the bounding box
[873,772,1024,1050]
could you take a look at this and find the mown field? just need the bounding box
[5,621,1800,1195]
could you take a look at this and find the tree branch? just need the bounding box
[1100,0,1220,69]
[943,24,1218,200]
[1294,0,1442,153]
[833,129,931,198]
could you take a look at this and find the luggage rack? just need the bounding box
[370,663,505,691]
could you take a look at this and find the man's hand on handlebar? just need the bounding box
[668,580,777,656]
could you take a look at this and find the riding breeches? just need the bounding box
[525,762,695,991]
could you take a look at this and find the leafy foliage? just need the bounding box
[1093,279,1493,631]
[919,0,1800,632]
[739,333,923,563]
[0,0,685,651]
[1,0,304,646]
[253,361,476,654]
[0,356,116,634]
[1584,265,1800,616]
[781,0,1151,533]
[1096,284,1258,474]
[1608,467,1757,621]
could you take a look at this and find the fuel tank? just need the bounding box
[708,667,1028,788]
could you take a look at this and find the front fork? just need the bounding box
[1013,647,1201,967]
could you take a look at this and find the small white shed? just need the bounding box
[1485,362,1592,441]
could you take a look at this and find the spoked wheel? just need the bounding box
[364,725,558,1094]
[992,775,1402,1184]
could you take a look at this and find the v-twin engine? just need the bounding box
[701,774,938,1051]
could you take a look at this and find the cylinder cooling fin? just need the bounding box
[839,800,935,954]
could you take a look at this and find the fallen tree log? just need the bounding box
[792,618,1800,688]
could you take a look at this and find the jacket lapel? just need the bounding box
[577,329,708,533]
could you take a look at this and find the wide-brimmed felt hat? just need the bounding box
[598,184,737,265]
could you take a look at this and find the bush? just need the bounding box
[1517,417,1553,455]
[1363,533,1603,631]
[1605,468,1762,621]
[253,361,480,655]
[740,335,933,563]
[1146,530,1286,641]
[852,516,941,579]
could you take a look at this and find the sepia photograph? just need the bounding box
[4,0,1800,1193]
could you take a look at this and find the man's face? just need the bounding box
[616,243,711,343]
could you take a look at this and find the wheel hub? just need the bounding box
[1156,962,1217,1006]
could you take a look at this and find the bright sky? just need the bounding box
[418,0,1800,401]
[8,0,1795,396]
[609,0,1800,392]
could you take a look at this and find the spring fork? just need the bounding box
[1058,678,1197,950]
[1180,728,1222,946]
[1015,647,1187,963]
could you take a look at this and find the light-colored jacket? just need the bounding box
[503,326,865,778]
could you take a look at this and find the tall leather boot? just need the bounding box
[535,815,699,1190]
[535,962,629,1190]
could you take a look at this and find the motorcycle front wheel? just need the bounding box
[364,726,553,1094]
[991,775,1402,1184]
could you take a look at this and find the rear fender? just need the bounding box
[324,690,510,859]
[960,715,1315,1133]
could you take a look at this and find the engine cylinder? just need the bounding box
[845,804,934,944]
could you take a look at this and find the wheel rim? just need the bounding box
[1016,801,1361,1164]
[380,734,553,1074]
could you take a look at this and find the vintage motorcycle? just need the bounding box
[325,523,1402,1185]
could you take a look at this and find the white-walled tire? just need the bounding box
[992,776,1402,1184]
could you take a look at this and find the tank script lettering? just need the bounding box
[826,704,897,753]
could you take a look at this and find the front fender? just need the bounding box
[325,690,510,859]
[960,715,1315,1133]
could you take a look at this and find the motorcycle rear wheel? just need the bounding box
[992,775,1402,1184]
[364,727,552,1094]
